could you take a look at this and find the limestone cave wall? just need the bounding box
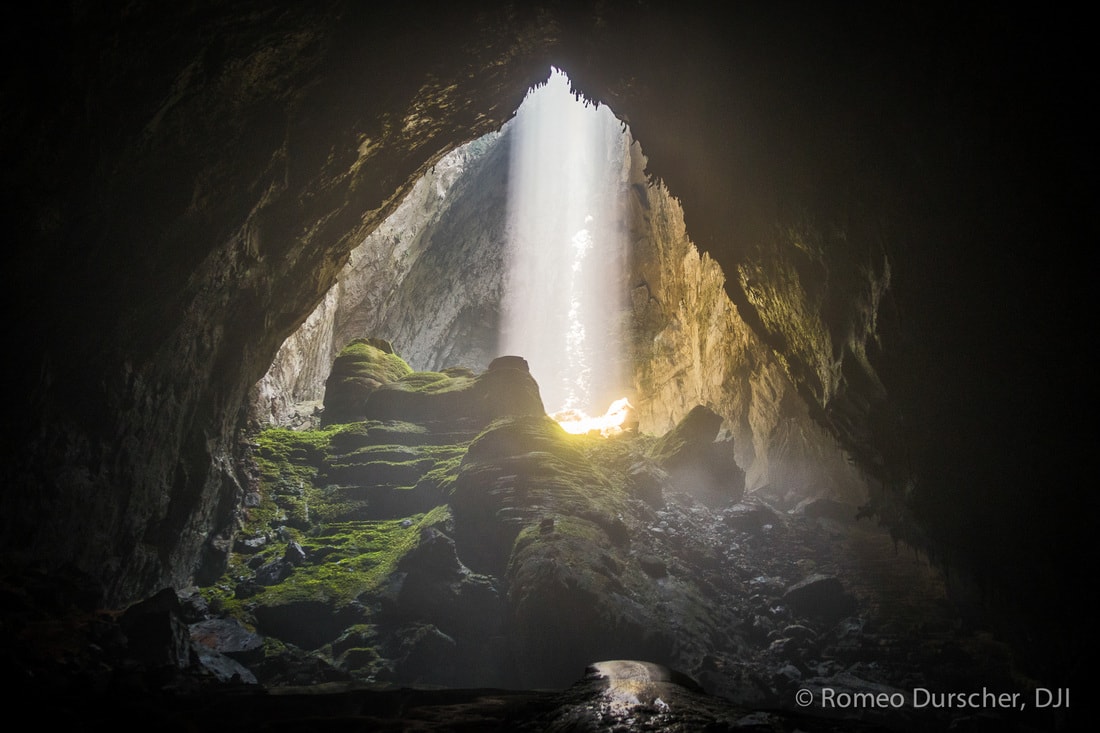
[623,143,869,506]
[251,131,509,427]
[2,1,559,603]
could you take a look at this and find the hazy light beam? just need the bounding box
[500,68,629,429]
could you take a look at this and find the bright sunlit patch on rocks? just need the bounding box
[552,397,635,436]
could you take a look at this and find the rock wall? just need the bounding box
[255,114,867,506]
[4,4,1085,683]
[625,143,868,505]
[251,132,508,426]
[3,2,558,605]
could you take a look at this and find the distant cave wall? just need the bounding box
[623,143,869,505]
[250,131,509,426]
[254,113,868,506]
[335,132,511,373]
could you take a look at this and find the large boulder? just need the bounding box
[505,515,672,690]
[449,415,608,574]
[321,339,413,426]
[649,405,745,506]
[361,356,545,427]
[782,574,857,620]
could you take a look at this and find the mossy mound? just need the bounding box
[506,514,671,688]
[450,415,630,576]
[362,363,545,427]
[322,339,413,426]
[463,414,582,464]
[327,420,436,450]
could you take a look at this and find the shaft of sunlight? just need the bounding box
[500,68,631,433]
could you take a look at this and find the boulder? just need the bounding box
[361,362,545,427]
[626,461,670,508]
[649,405,745,506]
[189,617,264,659]
[321,339,413,425]
[192,647,259,684]
[487,355,531,372]
[782,574,857,620]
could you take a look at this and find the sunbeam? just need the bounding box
[500,68,632,434]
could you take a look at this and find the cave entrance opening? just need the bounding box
[252,67,641,436]
[500,67,633,436]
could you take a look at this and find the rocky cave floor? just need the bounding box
[3,471,1064,732]
[0,350,1070,732]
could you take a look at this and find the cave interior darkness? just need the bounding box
[0,1,1092,730]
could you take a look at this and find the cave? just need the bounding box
[1,2,1087,731]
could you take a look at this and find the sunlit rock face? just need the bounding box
[623,144,868,506]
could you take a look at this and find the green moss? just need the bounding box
[363,366,544,426]
[334,340,413,383]
[340,444,421,461]
[322,341,414,425]
[324,458,435,488]
[327,420,433,452]
[511,514,607,558]
[255,427,331,474]
[453,416,633,544]
[239,507,453,611]
[463,415,582,464]
[415,446,466,494]
[390,372,455,391]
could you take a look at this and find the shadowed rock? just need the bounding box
[322,339,413,426]
[649,405,746,507]
[783,574,857,620]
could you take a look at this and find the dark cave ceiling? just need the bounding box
[0,0,1092,678]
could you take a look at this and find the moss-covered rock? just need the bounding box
[450,415,629,575]
[205,356,742,691]
[322,339,413,426]
[389,526,504,641]
[505,515,671,689]
[362,361,545,427]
